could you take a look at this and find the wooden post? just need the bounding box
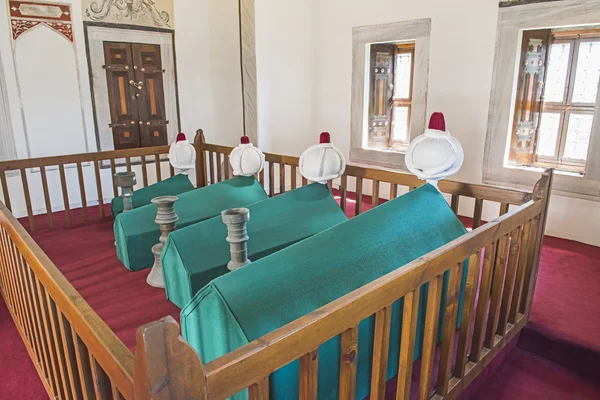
[523,168,554,318]
[194,129,207,188]
[134,316,208,400]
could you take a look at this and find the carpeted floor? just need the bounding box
[2,194,600,399]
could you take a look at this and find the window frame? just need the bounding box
[390,43,415,148]
[535,32,600,171]
[350,18,431,171]
[484,0,600,201]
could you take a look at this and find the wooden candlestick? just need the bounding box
[221,208,251,271]
[147,195,179,288]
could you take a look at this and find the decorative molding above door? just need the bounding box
[83,0,173,29]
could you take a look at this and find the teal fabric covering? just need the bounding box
[180,184,468,400]
[114,176,268,271]
[162,183,347,308]
[110,174,195,219]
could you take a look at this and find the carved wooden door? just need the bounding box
[103,42,168,150]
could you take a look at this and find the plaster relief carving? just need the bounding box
[84,0,173,29]
[9,1,73,42]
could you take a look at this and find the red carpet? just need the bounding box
[2,195,600,399]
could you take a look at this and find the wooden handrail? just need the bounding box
[0,202,134,399]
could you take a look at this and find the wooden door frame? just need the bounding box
[84,22,181,153]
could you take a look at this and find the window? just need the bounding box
[509,28,600,173]
[350,18,430,170]
[367,42,415,150]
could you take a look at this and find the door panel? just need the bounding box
[132,44,168,147]
[103,42,141,149]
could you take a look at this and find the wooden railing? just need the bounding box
[0,132,551,400]
[0,201,134,399]
[135,169,553,400]
[0,142,178,232]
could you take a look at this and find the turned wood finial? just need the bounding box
[221,207,251,271]
[533,168,554,201]
[194,129,207,188]
[134,316,207,400]
[147,196,179,288]
[114,171,137,212]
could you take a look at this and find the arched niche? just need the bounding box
[15,25,87,158]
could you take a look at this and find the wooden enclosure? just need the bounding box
[0,130,552,400]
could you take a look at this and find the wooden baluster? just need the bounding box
[94,161,106,219]
[13,246,34,352]
[302,176,308,187]
[370,306,392,400]
[36,279,64,399]
[472,198,483,229]
[90,355,112,399]
[355,177,363,216]
[485,235,510,348]
[418,275,442,400]
[339,326,358,400]
[76,162,89,223]
[455,252,483,378]
[126,157,132,172]
[520,215,542,316]
[0,170,11,212]
[110,159,118,197]
[26,267,53,388]
[396,288,420,400]
[268,162,275,196]
[497,227,523,336]
[436,263,463,396]
[299,349,319,400]
[216,153,223,183]
[208,152,215,185]
[5,239,26,332]
[499,202,510,216]
[389,183,398,200]
[372,180,380,209]
[279,164,286,194]
[46,292,73,399]
[58,314,83,400]
[154,154,162,182]
[327,180,333,191]
[169,163,175,177]
[340,175,348,213]
[16,254,42,363]
[470,242,496,362]
[451,194,460,215]
[290,165,297,190]
[224,155,230,180]
[259,168,265,187]
[39,165,54,229]
[248,377,269,400]
[72,328,95,400]
[58,164,72,226]
[510,220,532,324]
[140,156,149,187]
[20,168,35,232]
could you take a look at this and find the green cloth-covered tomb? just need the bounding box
[111,174,195,219]
[181,184,468,400]
[162,183,347,308]
[115,176,268,271]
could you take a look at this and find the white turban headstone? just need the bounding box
[299,132,346,184]
[168,133,196,175]
[229,136,265,177]
[405,113,464,189]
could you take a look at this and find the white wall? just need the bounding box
[254,0,600,246]
[0,0,243,217]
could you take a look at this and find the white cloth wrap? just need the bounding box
[169,140,196,173]
[229,143,265,177]
[299,143,346,184]
[405,129,464,182]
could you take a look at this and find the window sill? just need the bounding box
[483,164,600,202]
[350,147,409,172]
